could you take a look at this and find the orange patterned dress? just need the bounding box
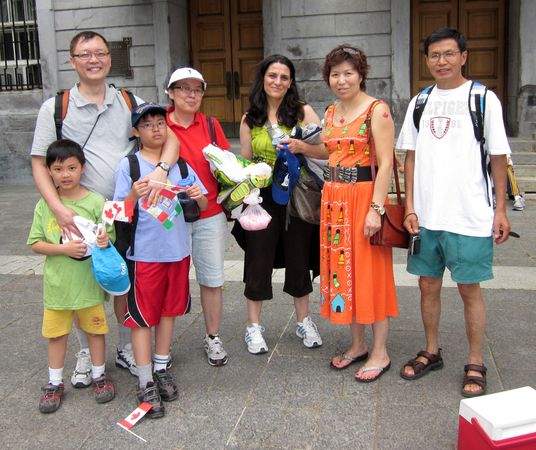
[320,102,398,325]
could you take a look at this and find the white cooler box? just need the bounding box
[458,386,536,449]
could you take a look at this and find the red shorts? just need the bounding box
[124,258,191,327]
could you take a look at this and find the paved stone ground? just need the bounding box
[0,185,534,449]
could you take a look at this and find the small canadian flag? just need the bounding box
[117,402,153,430]
[102,200,134,225]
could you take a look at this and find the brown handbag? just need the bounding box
[366,105,410,249]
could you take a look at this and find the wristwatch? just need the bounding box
[370,201,385,216]
[156,161,170,173]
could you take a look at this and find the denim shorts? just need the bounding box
[187,212,227,287]
[407,227,493,284]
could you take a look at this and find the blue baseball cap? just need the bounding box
[131,102,167,127]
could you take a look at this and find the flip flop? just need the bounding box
[355,362,391,383]
[330,352,369,370]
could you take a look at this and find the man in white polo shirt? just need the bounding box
[31,31,178,387]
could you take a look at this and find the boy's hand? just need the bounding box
[96,224,109,249]
[185,184,203,201]
[62,240,87,259]
[132,179,150,200]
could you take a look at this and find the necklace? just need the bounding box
[337,105,350,124]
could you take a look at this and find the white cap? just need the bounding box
[166,67,207,92]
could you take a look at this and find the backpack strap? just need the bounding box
[206,115,217,145]
[119,88,138,111]
[54,90,70,140]
[126,154,140,256]
[468,81,490,206]
[177,157,188,179]
[413,85,435,131]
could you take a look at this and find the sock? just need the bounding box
[48,367,64,386]
[153,353,170,372]
[74,325,89,350]
[137,363,153,389]
[117,324,131,350]
[91,364,105,380]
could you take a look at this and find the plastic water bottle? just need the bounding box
[267,124,287,147]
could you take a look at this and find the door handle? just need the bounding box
[233,71,240,100]
[225,71,232,100]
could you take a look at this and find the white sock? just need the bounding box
[152,353,170,372]
[74,326,89,350]
[48,367,64,386]
[91,364,105,380]
[117,324,131,350]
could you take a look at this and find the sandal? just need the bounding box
[330,352,369,370]
[399,349,443,380]
[355,362,391,383]
[461,364,487,398]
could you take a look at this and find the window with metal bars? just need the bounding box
[0,0,41,90]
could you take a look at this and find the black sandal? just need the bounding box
[400,349,443,380]
[461,364,487,398]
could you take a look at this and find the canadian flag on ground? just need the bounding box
[118,402,152,430]
[102,200,134,225]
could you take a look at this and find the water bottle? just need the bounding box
[267,124,287,147]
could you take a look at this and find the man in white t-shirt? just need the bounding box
[396,28,510,397]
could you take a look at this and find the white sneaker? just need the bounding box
[115,343,138,376]
[296,316,323,348]
[513,195,525,211]
[204,335,229,366]
[71,349,92,388]
[245,324,268,354]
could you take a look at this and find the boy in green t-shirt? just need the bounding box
[28,139,116,413]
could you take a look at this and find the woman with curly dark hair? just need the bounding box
[320,45,398,382]
[235,54,327,355]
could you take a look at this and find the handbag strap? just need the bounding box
[366,101,403,206]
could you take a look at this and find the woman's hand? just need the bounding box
[364,209,382,238]
[278,137,303,154]
[132,179,150,200]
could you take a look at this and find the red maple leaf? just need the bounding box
[129,411,140,421]
[104,208,114,219]
[113,203,123,214]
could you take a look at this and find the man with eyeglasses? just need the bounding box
[396,28,511,397]
[166,67,231,367]
[30,31,179,388]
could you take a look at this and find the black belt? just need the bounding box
[323,166,375,183]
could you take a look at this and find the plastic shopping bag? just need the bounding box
[238,189,272,231]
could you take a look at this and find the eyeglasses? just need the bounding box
[72,51,110,61]
[137,120,167,130]
[172,85,205,97]
[427,51,461,63]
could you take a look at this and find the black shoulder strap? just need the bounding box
[468,81,490,205]
[126,154,140,255]
[177,157,188,179]
[413,85,435,130]
[206,115,217,145]
[54,90,70,140]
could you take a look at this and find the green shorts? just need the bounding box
[407,227,493,284]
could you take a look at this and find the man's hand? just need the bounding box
[62,240,87,259]
[54,204,80,240]
[493,210,511,244]
[403,212,420,235]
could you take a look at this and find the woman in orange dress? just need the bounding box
[320,45,398,382]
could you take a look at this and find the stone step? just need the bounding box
[509,137,536,152]
[510,152,536,165]
[511,164,536,177]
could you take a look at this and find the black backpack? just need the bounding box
[412,81,491,205]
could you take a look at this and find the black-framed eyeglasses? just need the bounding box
[72,51,110,61]
[137,120,167,130]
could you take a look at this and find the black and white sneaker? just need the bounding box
[115,343,137,376]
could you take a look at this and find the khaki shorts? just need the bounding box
[42,304,109,338]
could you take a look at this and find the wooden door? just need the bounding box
[190,0,263,137]
[411,0,506,104]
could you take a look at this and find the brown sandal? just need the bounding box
[400,349,443,380]
[461,364,487,398]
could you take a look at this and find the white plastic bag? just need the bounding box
[238,189,272,231]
